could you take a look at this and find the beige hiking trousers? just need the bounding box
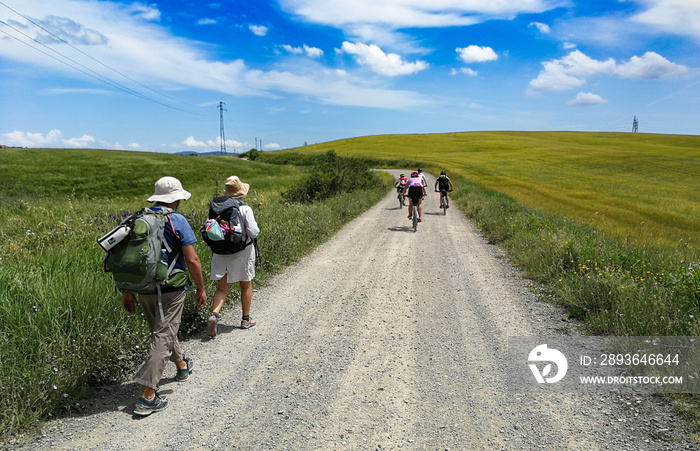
[133,290,186,389]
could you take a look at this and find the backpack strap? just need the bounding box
[143,207,179,320]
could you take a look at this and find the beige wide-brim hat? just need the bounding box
[224,175,250,198]
[147,176,192,203]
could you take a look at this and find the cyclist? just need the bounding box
[417,168,428,189]
[403,171,426,222]
[434,170,454,208]
[395,172,408,194]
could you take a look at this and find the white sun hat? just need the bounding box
[147,176,192,203]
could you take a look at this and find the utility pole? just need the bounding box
[218,102,227,155]
[632,115,638,133]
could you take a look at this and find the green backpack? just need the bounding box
[101,208,188,295]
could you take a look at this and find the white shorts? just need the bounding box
[210,245,256,283]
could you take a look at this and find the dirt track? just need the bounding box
[13,171,695,450]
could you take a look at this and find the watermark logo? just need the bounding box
[528,344,568,384]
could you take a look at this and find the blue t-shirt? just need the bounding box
[150,206,196,270]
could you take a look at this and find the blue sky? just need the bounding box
[1,0,698,153]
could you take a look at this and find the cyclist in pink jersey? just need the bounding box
[402,172,426,221]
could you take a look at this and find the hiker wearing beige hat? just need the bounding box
[121,176,208,416]
[205,175,260,337]
[224,175,249,198]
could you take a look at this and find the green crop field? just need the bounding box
[284,131,700,250]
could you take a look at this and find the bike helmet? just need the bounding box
[417,168,422,172]
[440,170,446,175]
[400,173,405,177]
[411,172,419,177]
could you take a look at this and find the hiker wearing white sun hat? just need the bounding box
[146,176,192,203]
[121,176,207,416]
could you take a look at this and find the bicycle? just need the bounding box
[436,189,453,215]
[397,190,406,208]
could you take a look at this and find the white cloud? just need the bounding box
[529,22,551,34]
[631,0,700,39]
[264,142,282,150]
[563,42,576,49]
[3,129,63,147]
[249,25,268,36]
[528,50,688,96]
[528,51,619,95]
[245,67,429,108]
[614,51,688,79]
[567,92,607,106]
[2,129,96,148]
[279,0,560,28]
[0,1,430,111]
[197,18,217,26]
[282,44,324,58]
[302,45,324,58]
[451,67,478,76]
[127,3,161,21]
[222,137,248,150]
[279,0,562,50]
[182,136,208,148]
[27,15,108,46]
[63,134,95,147]
[456,45,497,63]
[339,42,428,76]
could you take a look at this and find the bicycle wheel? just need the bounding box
[442,200,447,215]
[412,205,418,232]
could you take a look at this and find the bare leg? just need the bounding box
[212,277,231,314]
[240,281,253,317]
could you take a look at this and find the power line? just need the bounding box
[0,0,186,106]
[0,3,192,113]
[0,23,189,113]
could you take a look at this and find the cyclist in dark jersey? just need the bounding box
[434,170,454,208]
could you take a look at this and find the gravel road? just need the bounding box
[10,171,696,450]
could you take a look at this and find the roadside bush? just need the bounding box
[240,148,261,161]
[282,150,380,203]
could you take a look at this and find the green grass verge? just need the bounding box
[0,148,393,439]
